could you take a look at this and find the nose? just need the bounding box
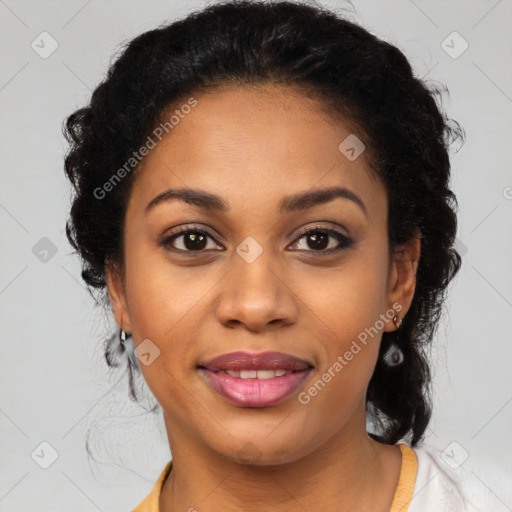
[215,249,299,332]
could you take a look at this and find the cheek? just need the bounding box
[122,248,223,398]
[303,250,388,340]
[123,239,213,337]
[298,249,388,394]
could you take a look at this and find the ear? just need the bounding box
[105,259,132,334]
[384,230,421,332]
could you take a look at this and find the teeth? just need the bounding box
[253,370,275,380]
[219,369,295,379]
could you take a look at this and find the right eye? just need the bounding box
[160,226,224,253]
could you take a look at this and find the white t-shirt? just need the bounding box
[408,445,509,512]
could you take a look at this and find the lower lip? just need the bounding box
[199,368,312,407]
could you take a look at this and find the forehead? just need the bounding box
[128,84,384,217]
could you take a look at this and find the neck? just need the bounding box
[159,407,402,512]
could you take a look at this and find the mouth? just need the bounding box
[200,368,304,378]
[196,351,314,407]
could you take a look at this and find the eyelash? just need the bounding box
[160,224,354,256]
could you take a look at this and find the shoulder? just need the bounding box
[407,443,507,512]
[407,444,467,512]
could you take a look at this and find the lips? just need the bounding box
[197,351,314,407]
[198,350,313,372]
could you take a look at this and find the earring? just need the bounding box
[120,329,127,343]
[383,313,404,367]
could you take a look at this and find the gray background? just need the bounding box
[1,0,511,510]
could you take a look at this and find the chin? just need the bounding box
[208,431,313,467]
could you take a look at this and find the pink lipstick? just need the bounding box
[197,351,313,407]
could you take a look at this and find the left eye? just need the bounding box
[290,228,354,254]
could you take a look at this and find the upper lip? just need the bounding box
[198,351,314,372]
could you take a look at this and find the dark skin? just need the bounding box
[106,84,420,511]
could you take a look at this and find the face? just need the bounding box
[106,84,420,465]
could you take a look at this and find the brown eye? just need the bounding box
[180,231,208,251]
[161,228,223,253]
[290,228,354,255]
[304,232,330,250]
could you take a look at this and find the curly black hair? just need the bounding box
[63,0,464,447]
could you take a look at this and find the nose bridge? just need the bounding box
[233,236,281,303]
[215,236,298,329]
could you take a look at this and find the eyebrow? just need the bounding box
[145,185,367,217]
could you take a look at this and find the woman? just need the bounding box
[63,1,470,510]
